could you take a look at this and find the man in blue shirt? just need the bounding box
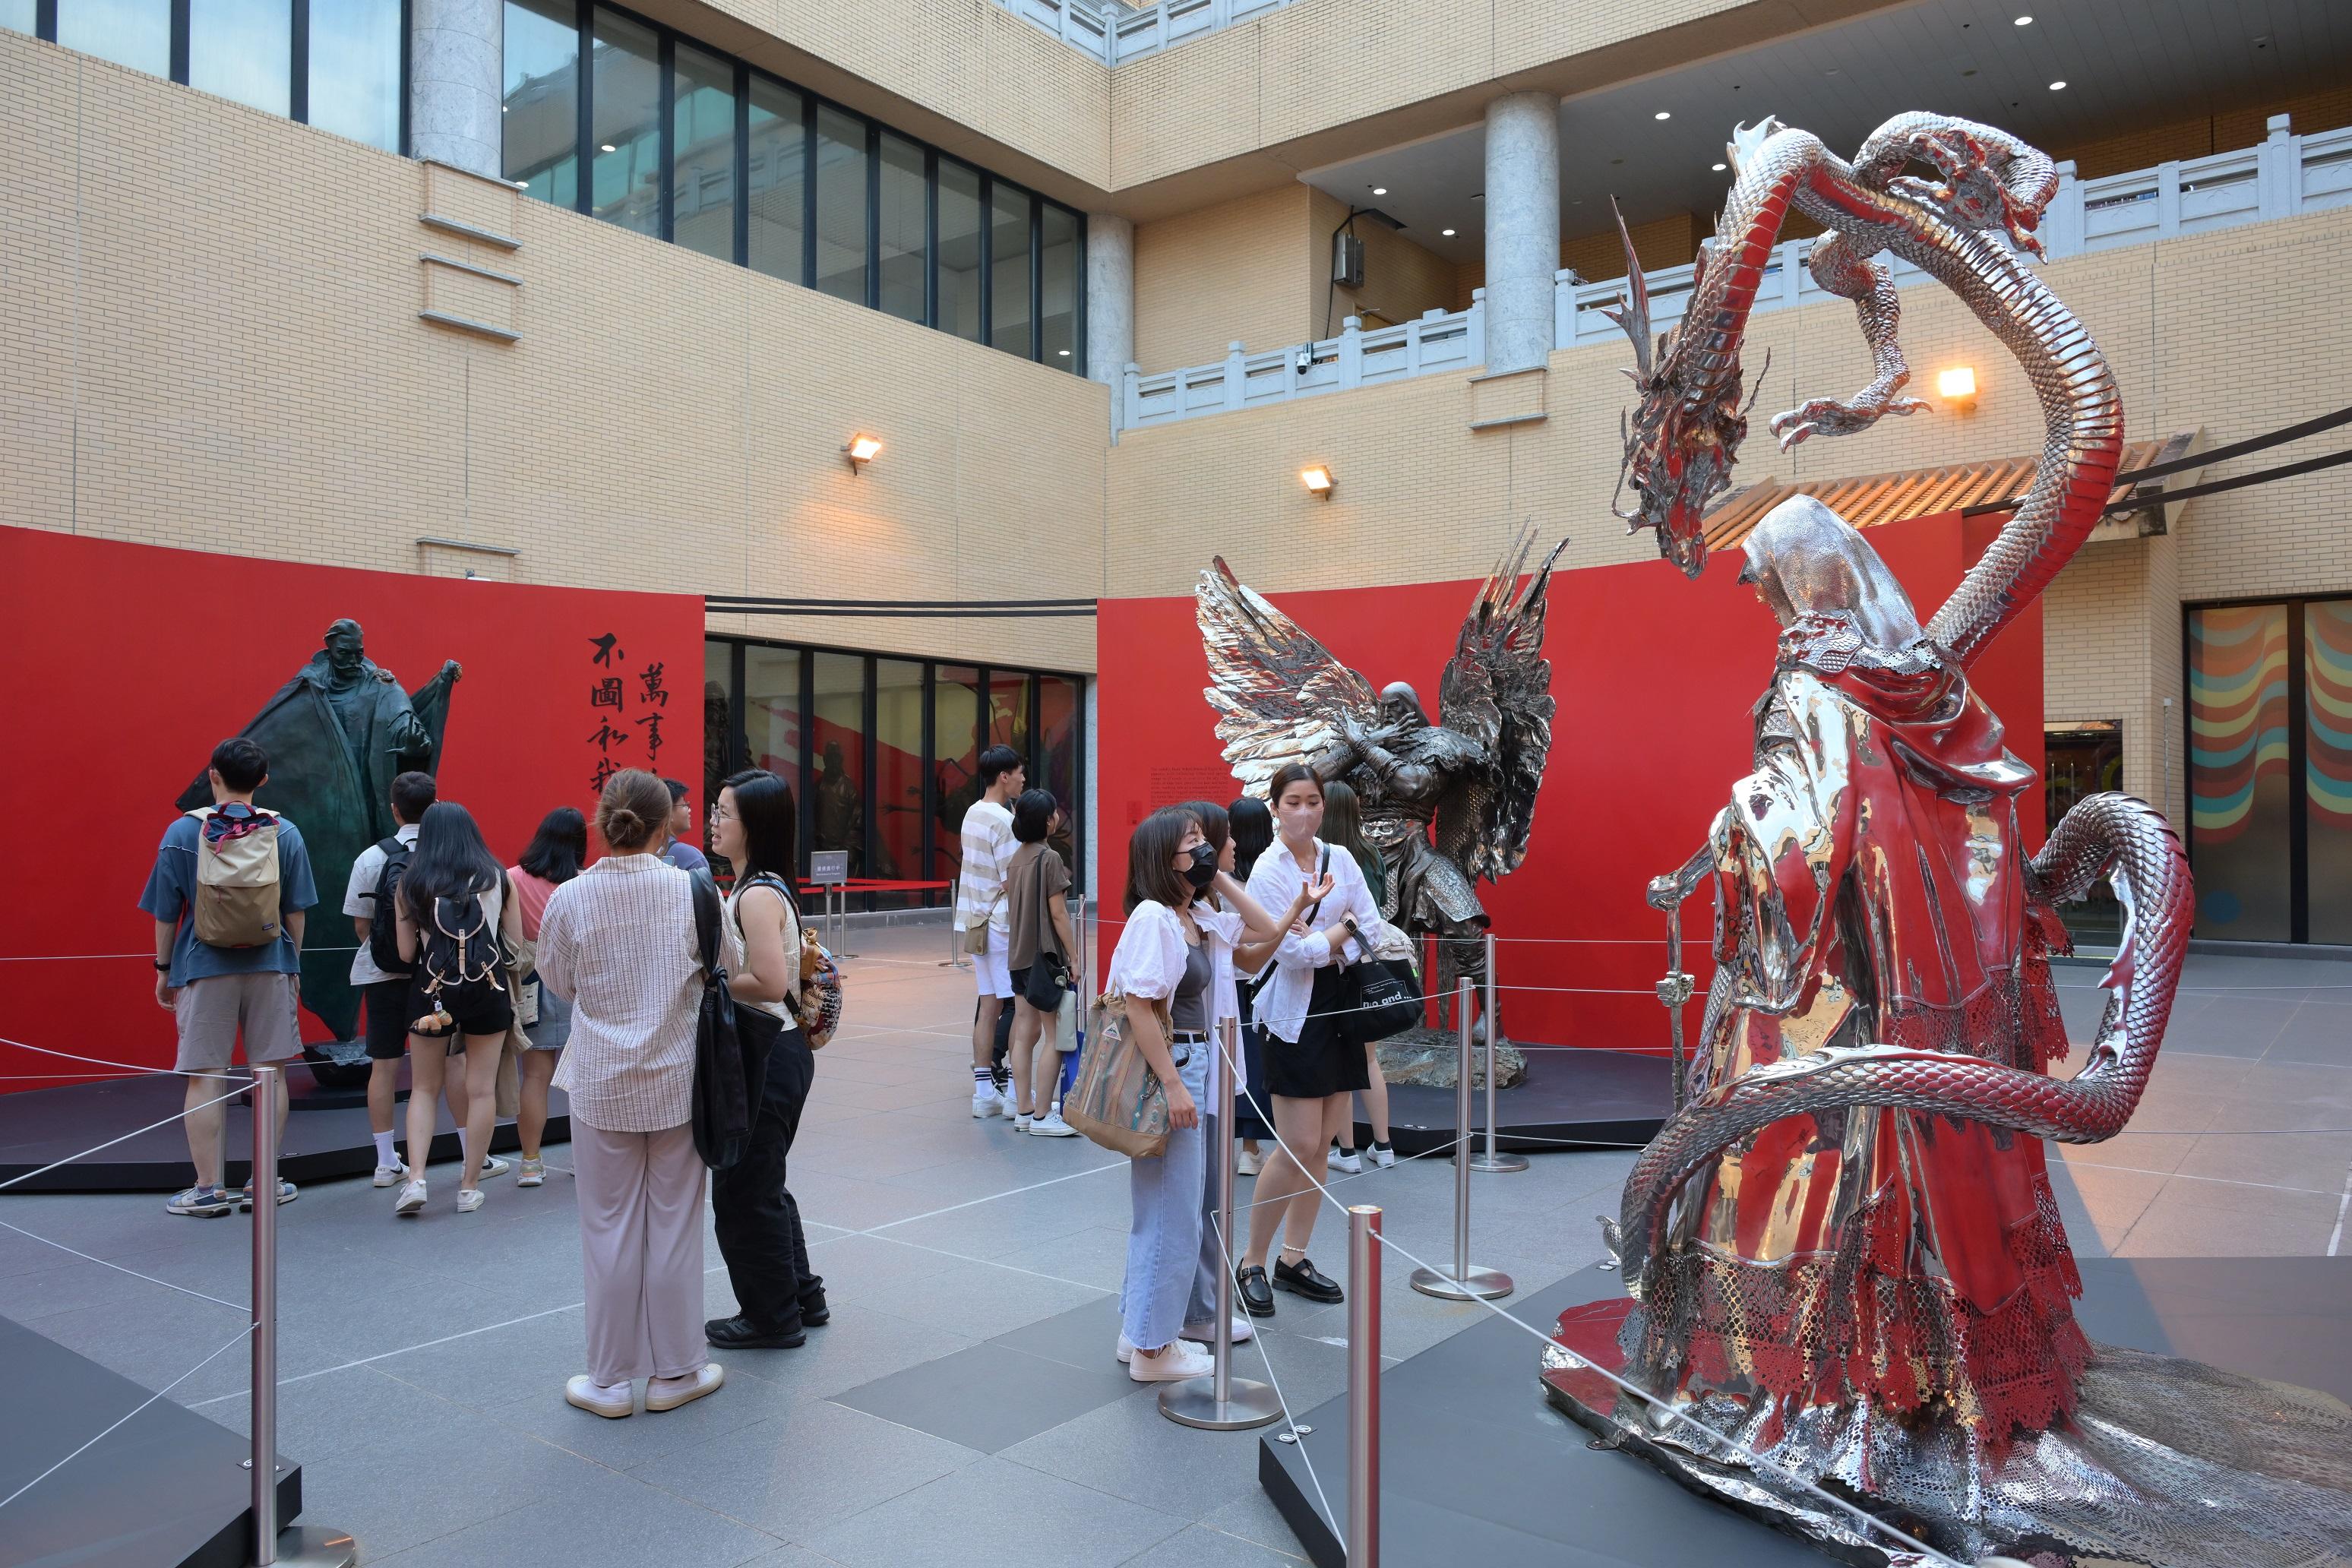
[659,778,710,872]
[141,737,320,1217]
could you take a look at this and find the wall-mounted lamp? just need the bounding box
[1936,366,1978,413]
[1301,464,1336,499]
[844,433,883,473]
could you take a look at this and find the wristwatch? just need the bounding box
[153,959,171,972]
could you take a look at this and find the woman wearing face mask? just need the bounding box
[1225,798,1278,1175]
[1105,805,1301,1381]
[1319,779,1395,1174]
[1235,764,1401,1316]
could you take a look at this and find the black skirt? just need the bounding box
[1262,966,1370,1099]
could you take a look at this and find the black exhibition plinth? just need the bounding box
[1367,1048,1669,1158]
[1260,1256,2352,1568]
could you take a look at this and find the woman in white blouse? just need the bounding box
[1105,805,1300,1383]
[1235,763,1403,1317]
[536,770,722,1420]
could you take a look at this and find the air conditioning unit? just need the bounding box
[1332,231,1364,289]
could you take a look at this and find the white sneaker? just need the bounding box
[394,1179,427,1216]
[478,1153,512,1179]
[1234,1147,1263,1177]
[1369,1144,1397,1169]
[372,1159,409,1188]
[645,1361,725,1412]
[457,1188,485,1213]
[991,1088,1017,1118]
[1116,1333,1135,1364]
[972,1086,996,1118]
[564,1375,634,1419]
[1028,1111,1080,1137]
[1013,1112,1033,1130]
[1327,1147,1364,1175]
[1127,1340,1214,1383]
[1181,1316,1254,1345]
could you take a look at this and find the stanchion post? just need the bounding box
[1346,1203,1381,1568]
[1468,931,1526,1173]
[248,1065,356,1568]
[1162,1017,1282,1430]
[1412,984,1513,1301]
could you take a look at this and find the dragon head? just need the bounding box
[1604,198,1756,581]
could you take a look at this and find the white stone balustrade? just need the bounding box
[1127,116,2352,431]
[994,0,1296,65]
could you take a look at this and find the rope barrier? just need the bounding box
[0,1086,251,1195]
[0,1321,257,1513]
[0,1035,256,1080]
[0,1216,249,1312]
[0,947,360,961]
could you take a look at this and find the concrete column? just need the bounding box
[1085,213,1135,390]
[409,0,503,179]
[1482,90,1560,375]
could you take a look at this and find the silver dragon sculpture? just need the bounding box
[1560,112,2352,1566]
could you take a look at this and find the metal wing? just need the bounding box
[1196,558,1379,795]
[1434,524,1566,883]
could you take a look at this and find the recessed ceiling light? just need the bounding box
[600,143,617,153]
[2014,13,2032,24]
[1654,110,1672,121]
[2048,80,2066,90]
[1372,186,1387,195]
[1712,162,1728,172]
[1441,228,1456,236]
[1057,349,1069,356]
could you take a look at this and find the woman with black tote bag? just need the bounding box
[703,769,830,1351]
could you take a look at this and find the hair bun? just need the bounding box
[608,809,643,835]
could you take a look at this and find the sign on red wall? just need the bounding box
[1095,513,2044,1053]
[0,526,705,1089]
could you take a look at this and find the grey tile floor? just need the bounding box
[2,928,2346,1566]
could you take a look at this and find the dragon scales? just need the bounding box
[1540,115,2352,1567]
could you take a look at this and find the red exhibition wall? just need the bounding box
[0,526,705,1091]
[1094,512,2044,1054]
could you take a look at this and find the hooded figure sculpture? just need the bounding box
[178,621,460,1042]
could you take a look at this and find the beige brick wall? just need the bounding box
[1133,185,1315,373]
[0,33,1105,674]
[1307,188,1462,334]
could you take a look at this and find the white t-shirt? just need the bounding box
[343,823,421,985]
[1106,899,1247,1099]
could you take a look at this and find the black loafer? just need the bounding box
[704,1314,806,1350]
[798,1288,831,1327]
[1236,1265,1277,1318]
[1273,1256,1344,1304]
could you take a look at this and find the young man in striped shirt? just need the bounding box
[956,745,1026,1117]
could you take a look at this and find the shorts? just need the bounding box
[362,977,413,1061]
[406,975,515,1042]
[972,925,1012,999]
[172,971,305,1073]
[523,982,573,1052]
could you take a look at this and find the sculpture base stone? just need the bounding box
[1375,1028,1526,1089]
[1259,1257,2352,1568]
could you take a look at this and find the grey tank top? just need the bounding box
[1170,938,1212,1032]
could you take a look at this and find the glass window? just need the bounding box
[703,642,739,881]
[813,105,868,305]
[742,645,805,856]
[811,653,868,877]
[746,77,805,285]
[306,0,403,152]
[588,8,660,236]
[1039,676,1081,883]
[935,159,983,343]
[56,0,171,77]
[188,0,290,115]
[1040,205,1080,371]
[933,665,983,880]
[2189,604,2294,940]
[503,0,580,208]
[991,183,1034,357]
[875,659,925,887]
[1,2,33,36]
[2306,600,2352,944]
[877,131,927,324]
[2044,724,2123,945]
[672,43,735,261]
[989,670,1033,757]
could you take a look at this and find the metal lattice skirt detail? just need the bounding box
[1548,1300,2352,1567]
[1628,1178,2090,1444]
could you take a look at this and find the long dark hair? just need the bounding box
[517,806,587,884]
[1228,796,1273,880]
[402,801,503,925]
[1321,779,1378,887]
[1124,805,1197,915]
[720,768,798,886]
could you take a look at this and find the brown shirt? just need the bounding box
[1005,840,1071,972]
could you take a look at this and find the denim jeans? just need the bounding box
[1184,1109,1227,1329]
[1121,1045,1209,1352]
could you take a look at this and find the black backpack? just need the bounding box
[419,890,502,994]
[365,837,410,976]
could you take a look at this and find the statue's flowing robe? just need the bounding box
[1633,643,2083,1445]
[175,657,455,1040]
